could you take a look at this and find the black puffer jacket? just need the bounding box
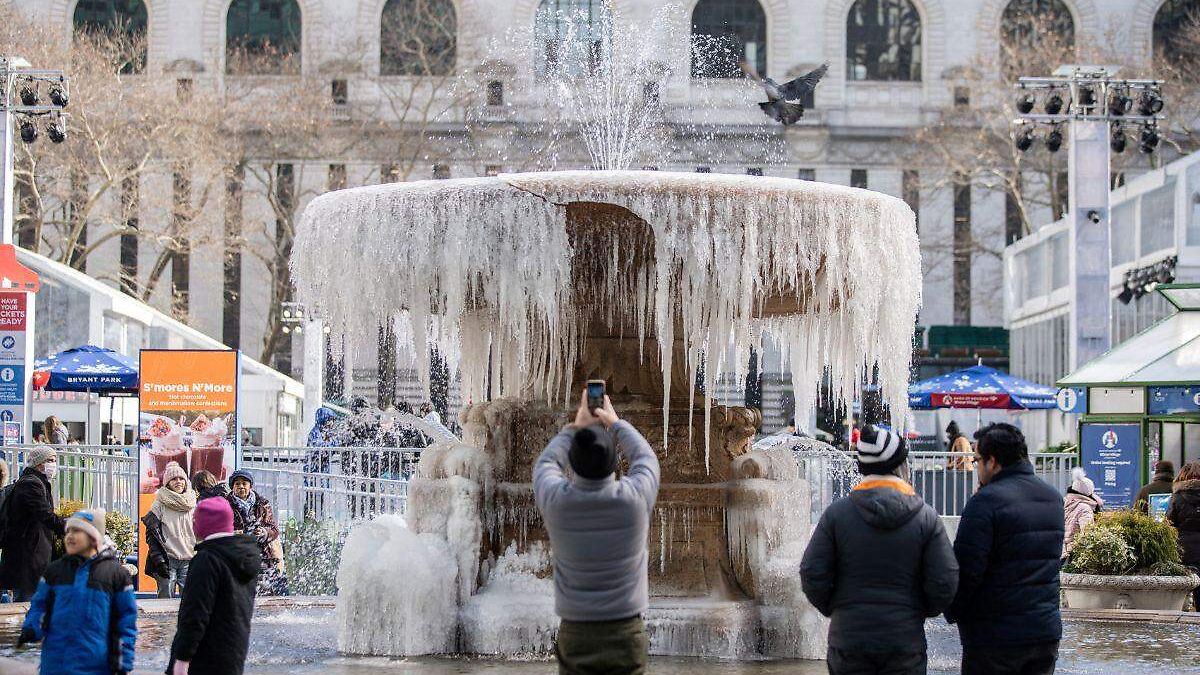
[800,477,958,651]
[167,534,261,675]
[1167,479,1200,569]
[945,460,1064,647]
[0,467,65,594]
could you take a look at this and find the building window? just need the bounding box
[902,169,919,231]
[691,0,768,79]
[797,168,815,181]
[378,324,397,409]
[953,176,972,325]
[953,86,970,108]
[120,174,139,297]
[381,164,401,183]
[328,163,347,192]
[176,78,193,101]
[747,167,763,176]
[380,0,457,76]
[225,0,302,75]
[331,79,348,104]
[1000,0,1075,77]
[846,0,922,82]
[1005,185,1024,245]
[535,0,610,76]
[1153,0,1199,68]
[72,0,148,74]
[487,80,504,106]
[643,81,660,107]
[274,163,295,375]
[643,166,660,171]
[850,168,868,189]
[484,165,502,176]
[696,166,712,173]
[433,164,450,179]
[223,164,244,350]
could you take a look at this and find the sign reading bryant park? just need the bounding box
[1079,423,1142,510]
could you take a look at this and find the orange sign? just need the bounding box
[140,350,238,413]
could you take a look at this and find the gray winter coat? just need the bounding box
[533,420,660,622]
[800,476,959,652]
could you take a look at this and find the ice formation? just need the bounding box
[335,515,458,655]
[293,170,921,442]
[459,543,558,656]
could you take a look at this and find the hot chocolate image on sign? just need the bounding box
[139,412,234,494]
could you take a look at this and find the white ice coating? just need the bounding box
[459,542,558,656]
[293,170,921,442]
[335,515,458,655]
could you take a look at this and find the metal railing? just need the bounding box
[792,447,1079,518]
[21,445,1078,528]
[1,445,138,522]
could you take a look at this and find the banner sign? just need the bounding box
[1079,422,1142,510]
[930,392,1011,408]
[1148,387,1200,415]
[0,293,29,439]
[137,350,240,591]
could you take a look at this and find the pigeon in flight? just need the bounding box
[740,61,829,126]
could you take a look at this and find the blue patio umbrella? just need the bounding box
[34,345,139,394]
[909,364,1057,410]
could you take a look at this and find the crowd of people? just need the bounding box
[0,444,286,673]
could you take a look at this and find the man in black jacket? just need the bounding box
[168,496,261,675]
[0,448,65,601]
[801,425,958,674]
[945,423,1064,675]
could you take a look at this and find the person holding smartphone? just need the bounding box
[533,385,661,674]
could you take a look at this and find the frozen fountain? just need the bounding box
[290,2,919,662]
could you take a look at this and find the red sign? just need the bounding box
[0,293,26,330]
[930,392,1012,409]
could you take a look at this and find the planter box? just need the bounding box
[1061,572,1200,611]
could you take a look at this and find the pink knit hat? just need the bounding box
[193,496,234,541]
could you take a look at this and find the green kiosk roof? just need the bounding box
[1059,284,1200,387]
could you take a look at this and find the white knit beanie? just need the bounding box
[25,447,56,471]
[66,508,106,548]
[1070,467,1095,496]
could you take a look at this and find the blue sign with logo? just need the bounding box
[0,365,24,406]
[1149,493,1172,521]
[1056,387,1087,414]
[1148,387,1200,414]
[1080,423,1142,510]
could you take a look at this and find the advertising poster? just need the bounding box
[1079,422,1142,510]
[137,350,240,590]
[0,292,29,437]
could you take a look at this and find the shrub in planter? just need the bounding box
[1065,510,1186,575]
[283,516,346,596]
[51,501,136,560]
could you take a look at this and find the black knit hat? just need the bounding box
[569,424,617,480]
[856,425,908,476]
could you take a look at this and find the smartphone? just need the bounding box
[586,379,606,412]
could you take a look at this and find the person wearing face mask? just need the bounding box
[0,448,66,601]
[944,423,1065,675]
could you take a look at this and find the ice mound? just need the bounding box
[336,515,458,655]
[459,542,557,656]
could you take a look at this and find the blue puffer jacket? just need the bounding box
[945,460,1064,647]
[21,548,137,674]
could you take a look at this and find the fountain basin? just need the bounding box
[4,602,1200,674]
[1061,572,1200,611]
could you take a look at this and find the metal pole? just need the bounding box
[0,107,13,245]
[302,316,324,432]
[1068,118,1112,369]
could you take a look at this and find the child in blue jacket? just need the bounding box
[19,508,138,675]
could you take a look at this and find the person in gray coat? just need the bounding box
[533,388,660,675]
[801,424,959,675]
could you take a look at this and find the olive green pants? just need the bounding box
[555,615,648,675]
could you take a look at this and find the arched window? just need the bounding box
[1153,0,1200,68]
[380,0,457,76]
[226,0,302,75]
[999,0,1074,76]
[690,0,767,79]
[72,0,148,74]
[534,0,610,76]
[846,0,922,81]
